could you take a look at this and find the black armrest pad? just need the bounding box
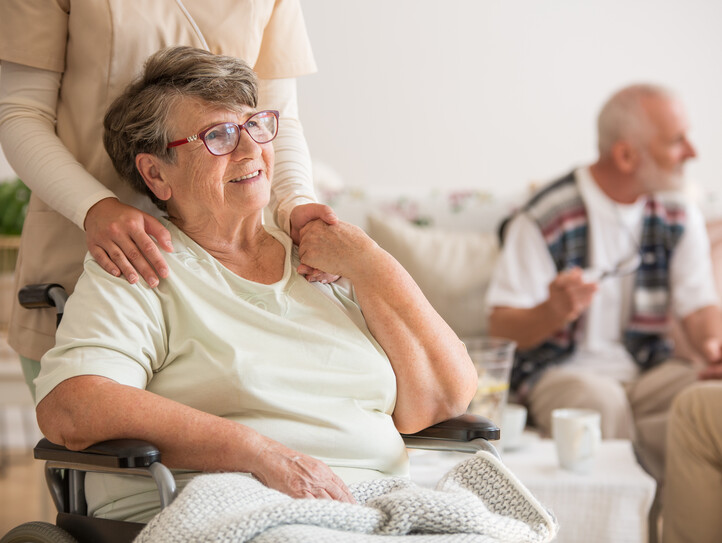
[34,438,161,468]
[18,283,66,309]
[401,414,500,441]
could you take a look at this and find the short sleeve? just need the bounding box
[485,213,557,310]
[253,0,317,79]
[35,256,167,404]
[670,202,720,318]
[0,0,69,72]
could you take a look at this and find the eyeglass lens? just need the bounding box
[203,111,278,156]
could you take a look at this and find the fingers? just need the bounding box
[327,473,356,503]
[88,245,122,279]
[296,263,315,276]
[296,264,340,284]
[258,445,356,503]
[291,203,338,231]
[308,272,341,284]
[89,241,139,284]
[125,232,167,287]
[92,232,164,287]
[319,206,339,225]
[145,216,175,253]
[548,267,598,322]
[85,199,172,287]
[295,475,355,503]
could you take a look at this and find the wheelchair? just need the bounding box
[1,284,501,543]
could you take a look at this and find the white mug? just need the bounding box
[551,408,601,473]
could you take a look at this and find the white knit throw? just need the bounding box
[134,451,558,543]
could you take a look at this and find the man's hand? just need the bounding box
[290,203,341,283]
[250,439,356,503]
[84,197,173,287]
[546,267,598,325]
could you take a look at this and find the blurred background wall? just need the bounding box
[1,0,721,202]
[297,0,722,202]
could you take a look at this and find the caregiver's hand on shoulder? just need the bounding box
[291,203,341,283]
[84,197,174,288]
[298,220,380,281]
[251,440,356,503]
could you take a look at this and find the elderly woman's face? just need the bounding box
[159,96,275,221]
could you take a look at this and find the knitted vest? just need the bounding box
[507,172,686,391]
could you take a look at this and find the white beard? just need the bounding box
[636,151,685,193]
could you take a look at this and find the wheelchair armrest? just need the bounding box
[34,438,162,469]
[400,414,500,442]
[18,283,68,309]
[19,283,68,325]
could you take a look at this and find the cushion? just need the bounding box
[366,213,499,338]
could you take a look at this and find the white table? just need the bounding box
[409,436,656,543]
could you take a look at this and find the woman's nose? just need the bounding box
[230,129,262,160]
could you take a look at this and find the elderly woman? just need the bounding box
[33,46,476,522]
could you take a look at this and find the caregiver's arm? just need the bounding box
[297,220,476,434]
[0,61,173,286]
[36,375,354,502]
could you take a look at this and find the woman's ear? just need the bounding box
[136,154,172,202]
[610,141,640,175]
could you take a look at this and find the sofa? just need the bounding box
[318,182,516,341]
[317,175,722,367]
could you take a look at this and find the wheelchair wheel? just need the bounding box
[0,522,77,543]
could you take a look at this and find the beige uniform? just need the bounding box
[0,0,316,361]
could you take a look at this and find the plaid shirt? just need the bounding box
[504,172,686,391]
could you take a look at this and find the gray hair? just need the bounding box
[596,84,676,157]
[103,46,259,211]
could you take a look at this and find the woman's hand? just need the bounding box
[251,439,356,503]
[297,220,378,280]
[84,197,174,287]
[290,203,341,283]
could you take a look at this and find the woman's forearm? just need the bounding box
[297,221,476,433]
[36,375,267,472]
[349,250,476,434]
[36,374,356,501]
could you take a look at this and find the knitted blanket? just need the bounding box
[134,451,558,543]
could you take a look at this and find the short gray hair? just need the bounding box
[103,46,258,211]
[596,83,676,157]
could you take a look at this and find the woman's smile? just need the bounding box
[229,169,264,184]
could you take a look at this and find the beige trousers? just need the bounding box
[527,360,697,483]
[663,382,722,543]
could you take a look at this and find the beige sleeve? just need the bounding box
[0,0,70,72]
[253,0,317,79]
[258,77,316,233]
[0,62,116,229]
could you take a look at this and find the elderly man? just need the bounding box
[486,84,722,482]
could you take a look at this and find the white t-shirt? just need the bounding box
[486,167,718,382]
[36,220,406,521]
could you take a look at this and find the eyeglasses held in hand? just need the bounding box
[167,110,279,156]
[582,252,642,283]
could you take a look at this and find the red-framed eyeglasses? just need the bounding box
[166,110,279,156]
